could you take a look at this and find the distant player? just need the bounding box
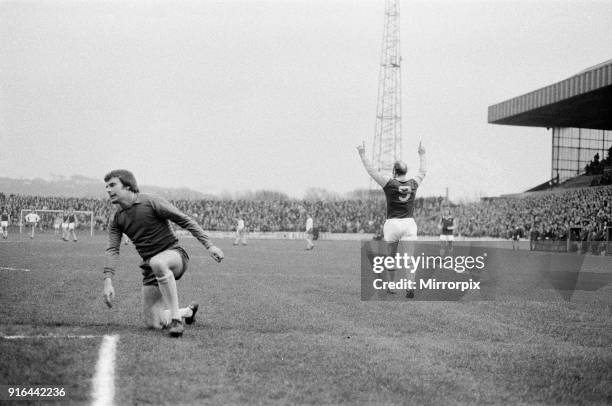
[64,207,78,242]
[438,208,456,255]
[511,226,522,250]
[24,209,40,239]
[1,208,9,239]
[357,141,426,298]
[233,215,247,246]
[53,214,62,235]
[102,169,224,337]
[61,210,69,239]
[305,213,314,250]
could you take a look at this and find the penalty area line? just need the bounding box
[1,334,103,339]
[91,334,119,406]
[0,266,30,272]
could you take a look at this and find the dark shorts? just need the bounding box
[141,245,190,286]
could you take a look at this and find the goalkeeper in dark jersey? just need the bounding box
[102,169,224,337]
[357,141,426,298]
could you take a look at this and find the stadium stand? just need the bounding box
[1,185,610,243]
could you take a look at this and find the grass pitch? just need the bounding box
[1,233,611,405]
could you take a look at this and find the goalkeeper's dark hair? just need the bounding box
[104,169,140,193]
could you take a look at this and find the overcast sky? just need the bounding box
[1,0,611,200]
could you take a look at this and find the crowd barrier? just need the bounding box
[530,226,612,255]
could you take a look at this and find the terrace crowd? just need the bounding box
[1,185,611,240]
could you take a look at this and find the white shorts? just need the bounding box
[0,221,7,228]
[62,223,68,230]
[440,234,455,242]
[68,222,76,231]
[383,218,417,242]
[54,223,60,230]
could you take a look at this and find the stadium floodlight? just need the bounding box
[372,0,402,174]
[19,209,95,236]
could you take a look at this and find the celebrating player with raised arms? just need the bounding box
[357,141,426,298]
[102,169,224,337]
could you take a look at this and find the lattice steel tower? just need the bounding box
[372,0,402,173]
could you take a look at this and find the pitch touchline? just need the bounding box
[91,334,119,406]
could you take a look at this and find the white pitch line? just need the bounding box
[91,334,119,406]
[0,266,31,272]
[1,334,103,339]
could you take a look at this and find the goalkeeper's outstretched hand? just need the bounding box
[103,278,115,308]
[209,245,224,263]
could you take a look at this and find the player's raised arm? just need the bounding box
[151,197,225,263]
[356,142,390,187]
[413,141,427,185]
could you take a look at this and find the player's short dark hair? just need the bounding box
[104,169,140,193]
[393,161,407,176]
